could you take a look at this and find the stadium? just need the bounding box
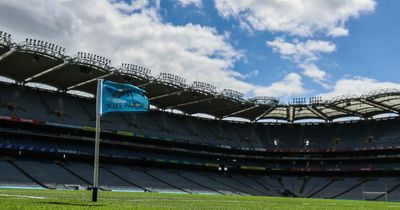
[1,27,400,209]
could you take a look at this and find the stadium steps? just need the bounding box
[307,178,337,198]
[231,126,247,143]
[55,161,92,186]
[56,162,113,191]
[330,126,342,147]
[7,160,54,189]
[147,114,169,133]
[263,127,272,147]
[203,123,223,141]
[253,177,283,196]
[277,177,284,187]
[172,171,224,195]
[299,177,308,194]
[372,179,400,201]
[175,118,198,136]
[278,176,298,197]
[204,174,253,195]
[249,128,263,148]
[134,168,190,194]
[104,167,149,192]
[330,178,369,199]
[221,125,242,146]
[119,114,146,130]
[120,115,139,129]
[37,95,55,116]
[76,99,95,121]
[299,126,305,146]
[250,177,273,193]
[230,176,269,195]
[304,177,327,197]
[252,126,268,148]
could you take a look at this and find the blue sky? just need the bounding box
[0,0,399,101]
[332,0,400,80]
[160,0,400,99]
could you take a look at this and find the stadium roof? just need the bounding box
[0,31,399,123]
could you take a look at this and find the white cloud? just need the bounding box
[111,0,156,12]
[267,38,336,62]
[215,0,376,37]
[299,63,327,81]
[250,73,307,98]
[319,76,400,99]
[0,0,244,90]
[236,69,259,79]
[328,27,349,37]
[0,0,308,99]
[176,0,202,8]
[267,37,335,84]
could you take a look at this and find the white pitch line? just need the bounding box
[105,198,254,203]
[0,193,47,199]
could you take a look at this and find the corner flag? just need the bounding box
[92,79,149,202]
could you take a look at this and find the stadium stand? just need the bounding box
[1,30,400,201]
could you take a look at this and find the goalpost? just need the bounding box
[362,184,388,201]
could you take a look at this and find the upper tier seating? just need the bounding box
[1,83,400,150]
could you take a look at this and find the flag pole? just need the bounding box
[92,79,102,202]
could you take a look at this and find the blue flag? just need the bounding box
[100,80,149,115]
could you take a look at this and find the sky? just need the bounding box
[0,0,399,102]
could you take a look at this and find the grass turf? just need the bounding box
[0,189,399,209]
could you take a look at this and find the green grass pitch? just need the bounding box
[0,189,399,210]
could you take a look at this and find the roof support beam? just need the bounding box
[137,82,151,88]
[198,103,247,117]
[373,96,400,104]
[222,105,259,118]
[308,106,329,121]
[24,62,67,82]
[367,92,400,100]
[150,90,185,101]
[0,48,17,62]
[66,72,114,90]
[324,104,364,118]
[362,99,400,114]
[253,106,277,122]
[168,97,214,109]
[291,107,295,122]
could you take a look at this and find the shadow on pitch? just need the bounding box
[36,201,104,207]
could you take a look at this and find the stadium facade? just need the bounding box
[1,30,400,201]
